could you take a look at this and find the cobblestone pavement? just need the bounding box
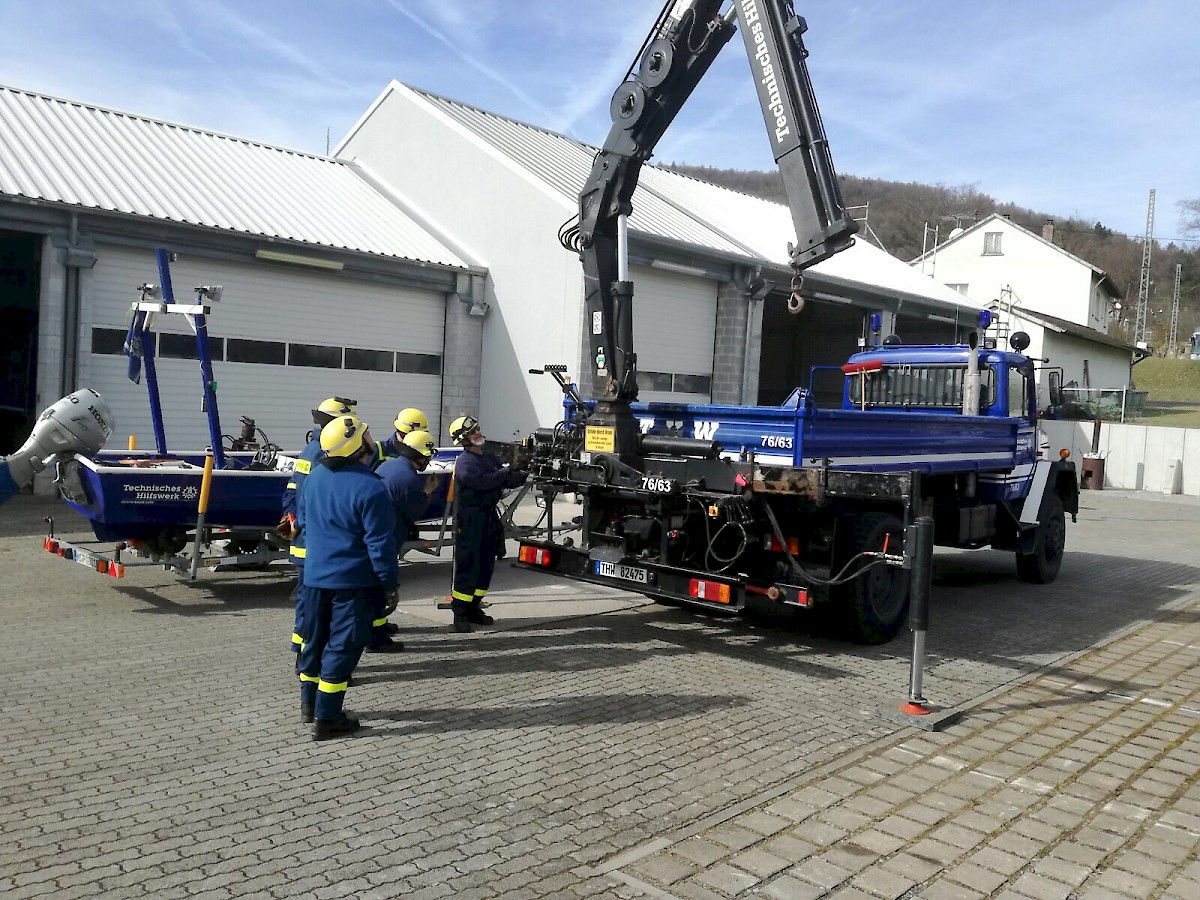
[0,489,1197,898]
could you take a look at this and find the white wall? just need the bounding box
[338,86,583,439]
[1041,420,1200,496]
[932,219,1094,325]
[1041,331,1133,392]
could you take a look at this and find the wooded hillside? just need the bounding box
[665,164,1200,352]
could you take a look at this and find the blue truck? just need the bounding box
[519,335,1079,643]
[515,1,1078,642]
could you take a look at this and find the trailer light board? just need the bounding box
[518,545,554,567]
[689,579,731,603]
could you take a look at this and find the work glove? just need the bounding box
[275,512,298,541]
[382,587,399,618]
[507,468,529,488]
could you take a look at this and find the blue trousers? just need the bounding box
[451,508,500,602]
[297,585,378,721]
[289,565,305,654]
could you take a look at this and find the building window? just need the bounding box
[288,343,342,368]
[672,373,712,394]
[946,283,970,295]
[639,371,673,391]
[158,332,204,360]
[90,327,128,355]
[395,352,442,376]
[227,338,286,365]
[983,232,1003,255]
[345,348,395,372]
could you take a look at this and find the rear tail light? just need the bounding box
[689,578,731,603]
[518,545,554,567]
[765,534,800,554]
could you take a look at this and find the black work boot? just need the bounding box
[450,599,473,633]
[380,622,401,636]
[468,600,494,625]
[366,633,405,653]
[312,714,361,741]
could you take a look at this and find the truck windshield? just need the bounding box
[848,364,995,411]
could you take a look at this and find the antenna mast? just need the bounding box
[1168,263,1182,356]
[1134,188,1155,347]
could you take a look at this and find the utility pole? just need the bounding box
[1134,188,1155,347]
[1168,263,1182,356]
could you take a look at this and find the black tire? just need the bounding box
[1016,495,1065,584]
[837,512,910,644]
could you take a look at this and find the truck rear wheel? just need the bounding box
[1016,495,1065,584]
[838,512,909,644]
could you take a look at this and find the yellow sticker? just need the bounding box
[584,426,616,453]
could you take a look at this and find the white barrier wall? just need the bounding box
[1041,420,1200,496]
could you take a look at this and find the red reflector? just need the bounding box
[689,578,731,603]
[46,539,59,553]
[109,563,125,578]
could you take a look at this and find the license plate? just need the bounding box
[595,560,648,584]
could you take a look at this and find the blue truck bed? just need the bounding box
[629,398,1021,476]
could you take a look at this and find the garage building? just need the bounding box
[0,84,481,461]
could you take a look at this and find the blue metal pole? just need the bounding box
[156,249,225,468]
[138,308,169,456]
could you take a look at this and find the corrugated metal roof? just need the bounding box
[408,85,978,310]
[412,87,755,259]
[0,84,468,269]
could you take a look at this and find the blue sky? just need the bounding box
[1,0,1196,243]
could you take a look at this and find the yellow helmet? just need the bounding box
[402,430,437,459]
[312,396,357,428]
[449,415,479,446]
[393,407,429,436]
[320,415,369,459]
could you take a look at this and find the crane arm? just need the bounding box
[565,0,856,415]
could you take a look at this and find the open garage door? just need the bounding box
[79,245,446,452]
[629,265,716,402]
[0,232,39,454]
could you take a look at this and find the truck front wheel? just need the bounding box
[838,512,909,644]
[1016,495,1065,584]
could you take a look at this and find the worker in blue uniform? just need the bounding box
[0,458,21,506]
[377,407,429,460]
[377,429,436,545]
[279,397,358,661]
[446,415,527,633]
[297,414,398,741]
[366,430,437,652]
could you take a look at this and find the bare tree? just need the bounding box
[1180,198,1200,236]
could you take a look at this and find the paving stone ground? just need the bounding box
[0,488,1197,898]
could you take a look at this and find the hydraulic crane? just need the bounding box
[559,0,857,461]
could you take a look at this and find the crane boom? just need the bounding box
[565,0,856,460]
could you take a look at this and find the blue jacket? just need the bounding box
[282,437,323,568]
[376,455,430,548]
[453,449,520,513]
[300,458,398,590]
[0,460,19,506]
[375,435,404,464]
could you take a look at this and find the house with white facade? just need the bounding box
[912,213,1134,398]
